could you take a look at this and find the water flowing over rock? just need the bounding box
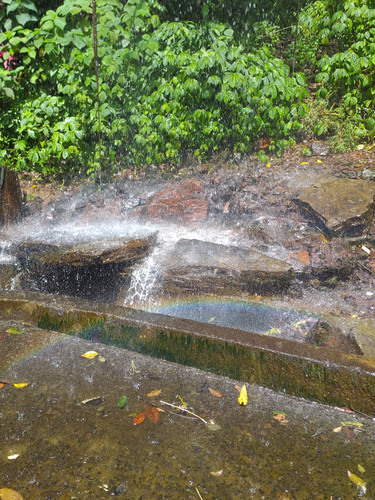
[131,179,208,222]
[161,238,293,296]
[0,165,22,226]
[15,234,157,301]
[305,319,362,355]
[293,177,375,236]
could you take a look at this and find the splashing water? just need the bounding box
[125,251,161,305]
[124,221,242,306]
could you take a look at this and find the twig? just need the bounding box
[195,486,204,500]
[159,400,207,424]
[357,261,375,275]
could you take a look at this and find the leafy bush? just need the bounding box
[0,0,308,175]
[297,0,375,144]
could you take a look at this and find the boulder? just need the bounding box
[161,238,293,296]
[305,319,362,355]
[293,177,375,236]
[15,234,157,301]
[0,165,22,226]
[132,180,208,222]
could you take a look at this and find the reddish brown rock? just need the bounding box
[138,180,208,222]
[0,165,22,226]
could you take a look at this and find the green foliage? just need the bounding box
[0,0,308,175]
[296,0,375,145]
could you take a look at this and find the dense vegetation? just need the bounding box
[0,0,374,177]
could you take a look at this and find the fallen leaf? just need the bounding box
[7,454,19,460]
[358,464,365,474]
[235,384,242,392]
[316,159,323,164]
[273,411,289,423]
[238,384,248,406]
[145,404,160,424]
[333,426,342,433]
[265,328,280,335]
[0,488,24,500]
[98,356,106,363]
[13,383,29,388]
[266,162,271,167]
[300,161,308,165]
[347,470,366,494]
[0,383,4,389]
[319,434,328,442]
[147,389,162,397]
[208,317,216,323]
[117,396,128,408]
[132,412,146,425]
[210,470,223,477]
[297,250,310,266]
[81,351,98,359]
[6,327,25,334]
[343,426,355,440]
[209,388,223,398]
[320,234,328,242]
[341,421,363,428]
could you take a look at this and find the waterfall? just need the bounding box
[125,250,161,305]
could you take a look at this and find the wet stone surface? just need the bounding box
[1,322,375,499]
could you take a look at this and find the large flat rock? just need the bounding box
[14,234,157,301]
[293,176,375,235]
[161,238,293,295]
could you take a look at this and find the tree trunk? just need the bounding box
[0,165,22,226]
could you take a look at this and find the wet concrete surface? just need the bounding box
[1,320,375,499]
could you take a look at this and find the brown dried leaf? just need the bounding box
[273,413,289,424]
[297,251,310,266]
[147,389,162,397]
[209,388,223,398]
[145,404,160,424]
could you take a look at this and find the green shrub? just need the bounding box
[0,0,308,176]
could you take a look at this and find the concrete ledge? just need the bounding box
[1,290,375,415]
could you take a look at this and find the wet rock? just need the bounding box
[311,141,330,156]
[293,177,375,236]
[305,319,362,355]
[285,236,354,283]
[0,165,22,226]
[15,234,157,301]
[161,238,293,296]
[132,180,208,222]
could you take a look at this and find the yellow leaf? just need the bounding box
[320,234,328,242]
[347,470,366,493]
[358,464,365,474]
[266,162,271,167]
[238,384,248,406]
[98,356,106,363]
[7,454,20,460]
[333,426,342,433]
[210,470,223,476]
[81,351,98,359]
[316,159,323,164]
[13,382,29,388]
[341,421,363,428]
[147,389,162,397]
[300,162,308,165]
[31,184,37,188]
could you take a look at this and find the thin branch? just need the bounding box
[159,400,207,424]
